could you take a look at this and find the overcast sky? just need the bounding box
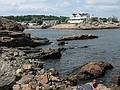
[0,0,120,17]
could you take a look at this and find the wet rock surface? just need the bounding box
[62,61,113,86]
[80,61,113,78]
[57,34,98,41]
[0,18,24,31]
[0,30,50,47]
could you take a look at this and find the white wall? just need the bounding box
[68,20,84,24]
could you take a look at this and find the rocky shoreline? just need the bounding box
[0,50,118,90]
[0,18,120,90]
[0,47,114,89]
[51,23,120,30]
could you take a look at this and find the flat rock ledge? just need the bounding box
[0,30,50,47]
[57,34,98,41]
[0,47,62,68]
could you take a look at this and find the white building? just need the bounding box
[43,20,58,25]
[68,12,90,24]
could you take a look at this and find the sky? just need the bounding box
[0,0,120,17]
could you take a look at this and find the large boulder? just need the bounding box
[80,61,113,78]
[40,48,62,59]
[0,60,15,90]
[62,61,113,85]
[0,18,24,31]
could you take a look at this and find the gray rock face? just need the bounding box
[0,60,15,89]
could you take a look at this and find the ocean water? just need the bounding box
[24,29,120,84]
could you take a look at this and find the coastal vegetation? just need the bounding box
[2,15,120,30]
[85,16,119,24]
[2,15,68,24]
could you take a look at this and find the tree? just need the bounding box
[108,16,119,23]
[37,20,43,25]
[99,18,108,22]
[90,17,99,22]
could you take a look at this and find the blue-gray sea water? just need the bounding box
[24,29,120,85]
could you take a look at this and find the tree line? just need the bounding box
[2,15,69,24]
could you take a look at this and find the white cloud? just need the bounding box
[85,0,120,13]
[0,0,56,15]
[86,0,120,5]
[0,0,120,17]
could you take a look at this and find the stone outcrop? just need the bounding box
[22,47,62,60]
[57,34,98,41]
[0,30,50,47]
[63,61,113,85]
[80,61,113,77]
[0,18,24,31]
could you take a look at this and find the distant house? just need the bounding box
[68,12,90,24]
[18,21,37,26]
[28,23,37,26]
[43,20,58,25]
